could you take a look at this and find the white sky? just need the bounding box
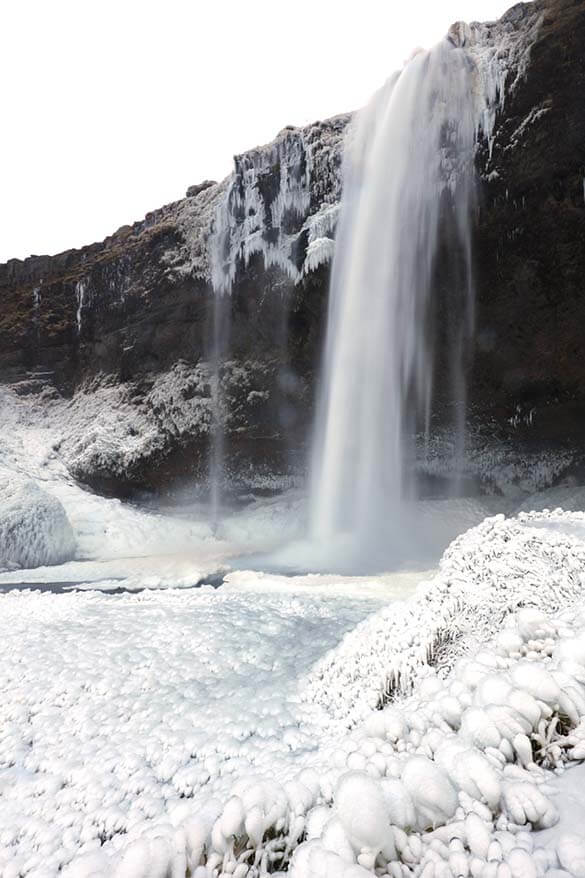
[1,0,515,264]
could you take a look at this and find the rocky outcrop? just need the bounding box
[1,0,584,498]
[473,0,585,442]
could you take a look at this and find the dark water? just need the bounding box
[0,572,226,595]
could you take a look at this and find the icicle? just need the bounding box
[210,130,312,294]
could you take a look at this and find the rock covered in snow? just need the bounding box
[0,471,75,569]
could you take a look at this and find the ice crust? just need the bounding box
[0,586,381,877]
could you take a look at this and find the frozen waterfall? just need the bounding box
[309,40,480,570]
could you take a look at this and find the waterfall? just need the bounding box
[309,40,479,571]
[32,287,41,343]
[208,212,231,532]
[207,289,230,532]
[75,279,87,335]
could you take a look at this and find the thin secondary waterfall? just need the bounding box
[207,131,313,531]
[208,215,232,532]
[208,290,230,531]
[309,40,478,569]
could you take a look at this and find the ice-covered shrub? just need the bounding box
[302,512,585,726]
[59,602,585,876]
[0,472,76,569]
[282,605,585,877]
[20,606,584,876]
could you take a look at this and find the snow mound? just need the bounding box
[0,472,76,569]
[302,511,585,727]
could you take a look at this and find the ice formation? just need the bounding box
[461,2,545,160]
[0,471,76,569]
[289,599,585,878]
[32,285,41,341]
[75,278,87,335]
[206,117,347,295]
[303,237,335,277]
[205,123,344,519]
[210,129,313,294]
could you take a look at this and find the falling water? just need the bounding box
[75,279,87,335]
[32,287,41,343]
[206,131,313,530]
[208,191,234,532]
[309,40,479,570]
[208,289,230,532]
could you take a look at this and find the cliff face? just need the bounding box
[473,0,585,445]
[0,118,348,495]
[1,0,584,498]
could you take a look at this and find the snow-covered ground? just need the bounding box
[0,585,387,877]
[3,386,585,876]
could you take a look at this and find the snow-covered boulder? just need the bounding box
[0,472,76,569]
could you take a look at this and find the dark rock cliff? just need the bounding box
[473,0,585,443]
[0,119,348,495]
[1,0,584,498]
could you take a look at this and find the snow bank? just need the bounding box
[60,363,213,485]
[0,471,75,569]
[302,511,585,727]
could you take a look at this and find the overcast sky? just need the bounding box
[1,0,516,264]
